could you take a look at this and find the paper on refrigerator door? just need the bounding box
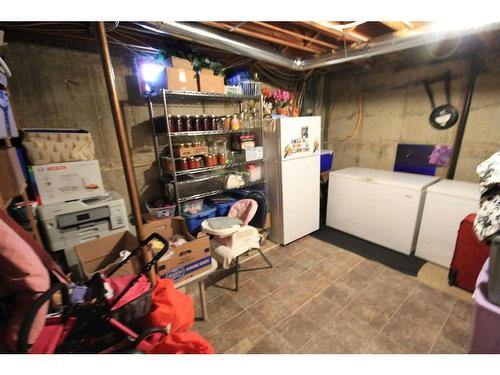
[279,116,321,161]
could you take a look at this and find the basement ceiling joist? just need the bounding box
[199,21,426,58]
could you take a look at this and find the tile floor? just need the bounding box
[188,236,473,354]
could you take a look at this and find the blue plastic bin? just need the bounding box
[209,196,237,216]
[320,150,334,172]
[181,204,217,233]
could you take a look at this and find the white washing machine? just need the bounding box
[415,179,480,267]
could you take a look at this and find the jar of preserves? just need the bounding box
[186,116,194,132]
[187,157,196,170]
[218,153,227,165]
[197,156,204,168]
[178,115,188,132]
[203,114,212,131]
[177,158,189,171]
[203,154,216,167]
[215,115,221,130]
[193,115,201,131]
[217,116,225,131]
[208,142,217,155]
[231,114,241,131]
[223,114,232,130]
[163,157,173,172]
[171,115,180,132]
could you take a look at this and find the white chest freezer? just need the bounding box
[415,179,480,267]
[326,167,440,255]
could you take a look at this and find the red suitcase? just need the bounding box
[448,214,490,292]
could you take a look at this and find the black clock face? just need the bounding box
[429,105,459,130]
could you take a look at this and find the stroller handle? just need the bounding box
[106,232,169,279]
[17,283,69,353]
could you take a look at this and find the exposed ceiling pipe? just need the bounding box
[137,21,297,68]
[139,21,500,71]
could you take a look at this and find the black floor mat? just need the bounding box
[311,227,425,276]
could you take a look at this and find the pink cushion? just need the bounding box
[228,199,258,226]
[0,214,50,351]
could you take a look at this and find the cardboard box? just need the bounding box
[0,147,27,199]
[200,68,214,76]
[73,230,141,280]
[167,56,193,69]
[174,146,208,158]
[143,217,212,284]
[32,160,105,205]
[22,128,96,165]
[198,73,225,94]
[245,146,264,161]
[166,67,198,92]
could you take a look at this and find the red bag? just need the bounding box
[145,277,194,333]
[449,214,490,292]
[148,331,214,354]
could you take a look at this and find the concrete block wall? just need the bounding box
[324,54,500,182]
[4,39,242,213]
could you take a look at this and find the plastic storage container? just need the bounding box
[320,150,334,172]
[470,260,500,353]
[180,198,204,215]
[145,201,176,219]
[209,196,237,216]
[181,204,217,233]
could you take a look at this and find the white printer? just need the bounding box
[38,191,129,252]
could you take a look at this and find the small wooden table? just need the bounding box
[174,258,218,321]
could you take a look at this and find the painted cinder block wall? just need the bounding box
[322,48,500,182]
[4,38,240,212]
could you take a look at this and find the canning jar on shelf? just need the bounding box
[178,115,188,132]
[231,114,241,131]
[192,115,201,131]
[213,116,224,131]
[177,157,189,171]
[224,114,232,130]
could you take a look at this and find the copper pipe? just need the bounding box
[96,22,155,285]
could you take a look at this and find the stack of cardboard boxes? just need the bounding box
[22,128,213,284]
[164,57,225,94]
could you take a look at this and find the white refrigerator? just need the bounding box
[415,179,479,267]
[264,116,321,245]
[326,167,440,255]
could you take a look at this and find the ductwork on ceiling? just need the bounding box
[139,21,500,71]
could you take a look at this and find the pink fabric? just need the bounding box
[0,213,50,351]
[228,199,258,226]
[105,275,150,311]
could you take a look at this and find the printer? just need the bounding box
[38,191,129,252]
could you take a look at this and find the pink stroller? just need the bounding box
[0,209,169,353]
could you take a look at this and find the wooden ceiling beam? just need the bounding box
[203,22,324,54]
[253,21,338,50]
[300,21,366,43]
[380,21,411,31]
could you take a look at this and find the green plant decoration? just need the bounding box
[156,48,224,76]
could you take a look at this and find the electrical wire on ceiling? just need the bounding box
[313,74,325,116]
